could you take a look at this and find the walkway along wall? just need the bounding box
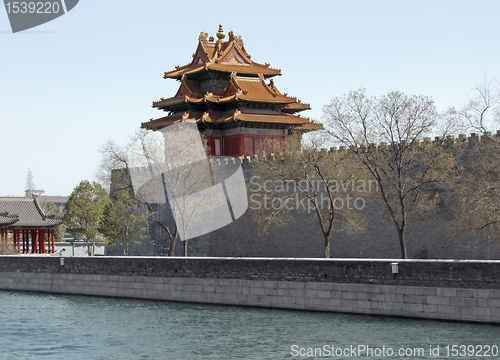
[0,256,499,324]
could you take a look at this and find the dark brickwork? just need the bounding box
[108,134,500,260]
[1,256,499,289]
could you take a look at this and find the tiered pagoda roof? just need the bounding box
[141,25,321,132]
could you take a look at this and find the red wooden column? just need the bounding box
[21,230,25,253]
[17,229,21,253]
[238,133,245,157]
[35,230,39,253]
[51,229,55,254]
[31,230,36,253]
[1,229,5,249]
[43,229,47,253]
[40,229,46,254]
[24,230,28,254]
[26,230,30,254]
[12,229,17,253]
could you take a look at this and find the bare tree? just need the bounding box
[250,135,368,258]
[99,125,221,257]
[451,138,500,237]
[322,89,455,259]
[461,77,500,135]
[98,131,179,255]
[451,78,500,237]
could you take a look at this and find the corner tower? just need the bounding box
[141,25,321,156]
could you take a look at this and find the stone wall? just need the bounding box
[108,133,500,260]
[1,256,499,323]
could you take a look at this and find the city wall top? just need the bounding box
[1,256,499,289]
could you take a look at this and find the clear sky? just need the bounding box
[1,0,499,196]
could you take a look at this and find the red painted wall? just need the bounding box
[206,134,286,157]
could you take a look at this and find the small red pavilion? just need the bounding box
[141,25,321,156]
[0,198,62,254]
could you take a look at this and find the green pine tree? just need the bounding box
[64,180,111,255]
[100,190,147,256]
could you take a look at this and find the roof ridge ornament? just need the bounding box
[216,24,226,43]
[199,32,209,42]
[33,197,48,220]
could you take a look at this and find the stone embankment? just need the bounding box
[0,256,499,323]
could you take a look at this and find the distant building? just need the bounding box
[141,25,321,157]
[0,197,63,254]
[25,189,45,197]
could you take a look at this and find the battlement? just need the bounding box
[111,131,500,179]
[236,130,500,165]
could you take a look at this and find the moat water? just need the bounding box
[0,290,499,359]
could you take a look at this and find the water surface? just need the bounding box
[0,290,499,359]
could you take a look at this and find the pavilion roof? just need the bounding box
[141,109,323,133]
[282,100,312,112]
[163,27,281,80]
[153,75,302,111]
[0,212,19,226]
[149,25,319,135]
[0,198,63,228]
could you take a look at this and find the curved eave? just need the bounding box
[235,94,296,104]
[282,102,312,112]
[207,63,281,77]
[163,63,281,80]
[232,113,311,125]
[295,121,324,133]
[142,109,320,131]
[0,215,19,227]
[164,64,205,79]
[153,95,296,111]
[141,111,204,130]
[153,96,187,108]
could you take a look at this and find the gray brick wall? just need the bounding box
[0,257,500,323]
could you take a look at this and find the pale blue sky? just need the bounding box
[1,0,499,196]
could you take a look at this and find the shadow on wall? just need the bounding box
[108,136,500,260]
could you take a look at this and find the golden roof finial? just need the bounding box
[216,24,226,42]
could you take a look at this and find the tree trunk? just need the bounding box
[184,240,188,257]
[324,234,330,258]
[398,231,407,259]
[168,233,177,256]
